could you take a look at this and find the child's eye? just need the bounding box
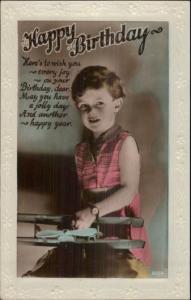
[78,104,89,112]
[96,102,104,108]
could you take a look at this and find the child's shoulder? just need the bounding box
[117,128,133,142]
[120,135,140,158]
[118,128,129,137]
[119,129,134,139]
[117,129,139,153]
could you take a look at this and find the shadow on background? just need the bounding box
[17,152,81,215]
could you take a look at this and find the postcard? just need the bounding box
[1,1,190,299]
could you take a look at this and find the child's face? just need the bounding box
[76,87,122,138]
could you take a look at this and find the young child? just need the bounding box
[71,65,152,275]
[23,65,151,278]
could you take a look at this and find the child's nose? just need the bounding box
[88,106,97,116]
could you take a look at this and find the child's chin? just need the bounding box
[87,124,101,132]
[86,126,102,136]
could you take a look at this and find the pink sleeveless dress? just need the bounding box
[75,125,152,267]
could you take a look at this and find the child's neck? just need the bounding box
[92,124,117,139]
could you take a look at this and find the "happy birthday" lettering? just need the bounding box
[21,23,163,57]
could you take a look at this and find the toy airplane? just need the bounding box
[36,228,98,242]
[17,213,145,249]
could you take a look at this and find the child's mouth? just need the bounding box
[89,118,100,124]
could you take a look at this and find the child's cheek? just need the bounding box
[81,113,88,125]
[96,107,104,114]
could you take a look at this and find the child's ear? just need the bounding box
[114,97,123,112]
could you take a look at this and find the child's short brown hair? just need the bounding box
[71,66,125,102]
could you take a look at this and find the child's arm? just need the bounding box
[74,136,140,229]
[97,135,140,216]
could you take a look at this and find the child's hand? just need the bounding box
[72,208,96,229]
